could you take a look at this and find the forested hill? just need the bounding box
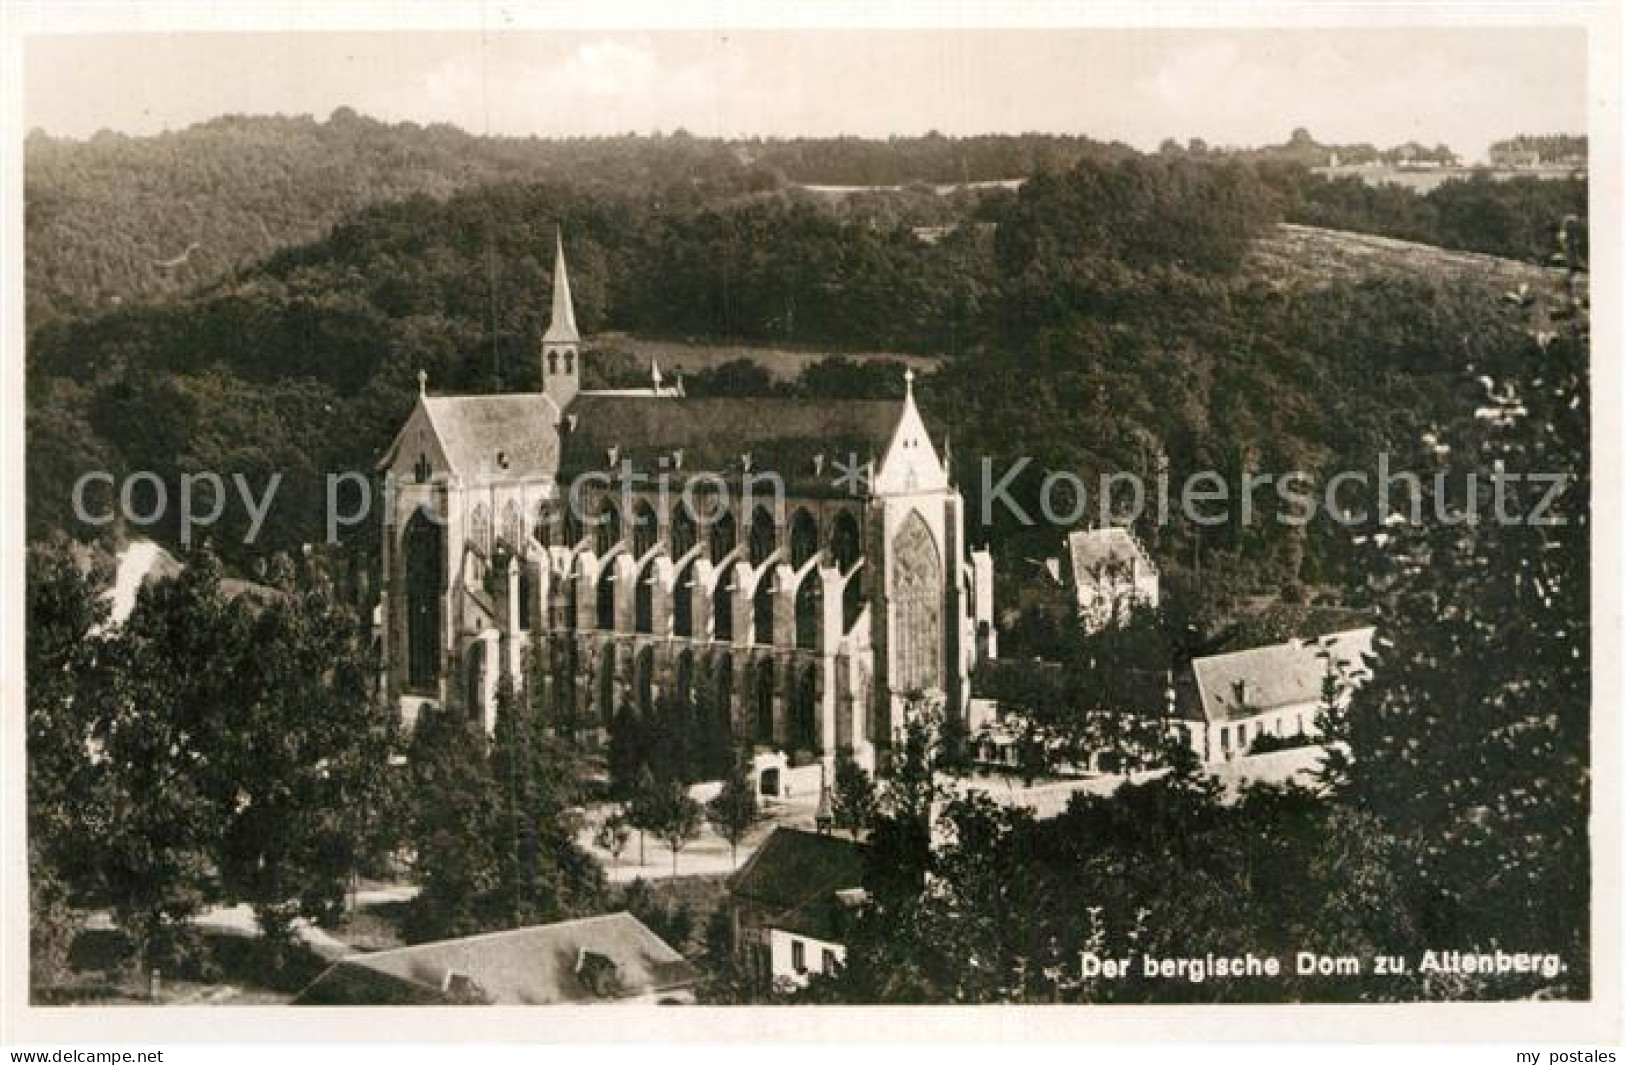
[25,111,1129,329]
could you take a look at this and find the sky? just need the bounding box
[24,28,1588,162]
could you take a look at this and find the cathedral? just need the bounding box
[377,234,996,779]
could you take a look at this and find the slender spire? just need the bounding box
[543,226,580,345]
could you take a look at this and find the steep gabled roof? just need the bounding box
[559,395,916,490]
[543,229,579,345]
[1065,527,1155,582]
[397,392,560,483]
[1190,627,1376,724]
[293,912,697,1006]
[731,827,868,941]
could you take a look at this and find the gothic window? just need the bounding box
[713,653,734,731]
[548,351,559,375]
[469,503,492,557]
[518,567,534,630]
[404,507,443,692]
[599,643,618,724]
[753,659,775,744]
[534,501,555,548]
[891,511,942,692]
[632,500,658,558]
[414,454,431,484]
[753,574,774,646]
[596,562,617,631]
[635,646,655,716]
[563,560,579,630]
[564,505,583,548]
[792,664,818,752]
[843,571,864,634]
[670,505,697,559]
[594,498,621,556]
[790,508,819,569]
[795,575,821,650]
[675,650,695,707]
[565,349,575,373]
[465,642,485,722]
[714,563,736,642]
[673,560,694,639]
[748,507,776,566]
[501,500,523,549]
[831,511,861,573]
[634,560,654,634]
[709,510,737,560]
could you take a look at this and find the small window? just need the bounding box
[1220,726,1230,750]
[821,948,837,974]
[791,940,806,973]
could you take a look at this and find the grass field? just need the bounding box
[589,332,940,383]
[1248,222,1569,301]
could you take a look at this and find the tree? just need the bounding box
[830,747,877,835]
[214,554,397,964]
[25,537,110,990]
[403,702,501,942]
[646,779,704,877]
[594,813,632,868]
[84,545,240,975]
[706,756,762,867]
[624,765,660,868]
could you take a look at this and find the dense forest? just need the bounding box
[27,120,1578,651]
[27,111,1584,329]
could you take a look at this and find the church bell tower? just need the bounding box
[542,228,580,408]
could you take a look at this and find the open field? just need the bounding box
[589,332,940,383]
[1248,222,1570,299]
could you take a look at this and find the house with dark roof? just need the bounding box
[377,231,997,780]
[728,827,868,989]
[1186,627,1375,762]
[292,912,699,1006]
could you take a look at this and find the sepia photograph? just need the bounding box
[2,1,1619,1052]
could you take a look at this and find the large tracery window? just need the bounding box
[501,500,523,549]
[673,560,695,639]
[632,500,658,558]
[469,503,492,557]
[891,511,942,692]
[670,506,698,559]
[748,507,776,566]
[709,510,736,560]
[404,507,444,692]
[594,498,621,556]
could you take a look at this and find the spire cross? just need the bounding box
[904,368,915,397]
[418,369,427,396]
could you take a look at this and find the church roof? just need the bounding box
[1190,627,1376,724]
[292,912,697,1006]
[413,393,560,482]
[559,394,920,490]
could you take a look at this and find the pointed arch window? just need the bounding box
[831,511,861,573]
[748,507,776,566]
[714,563,736,642]
[792,664,819,752]
[790,508,819,569]
[753,574,775,646]
[673,559,695,639]
[501,500,523,549]
[404,507,444,692]
[632,499,658,558]
[709,510,736,560]
[795,575,822,650]
[671,505,698,560]
[891,511,942,692]
[469,503,492,557]
[594,498,621,556]
[596,562,617,631]
[634,560,655,635]
[753,659,776,744]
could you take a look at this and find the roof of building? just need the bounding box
[1065,527,1156,584]
[293,912,698,1006]
[730,827,868,943]
[559,394,926,487]
[1190,627,1376,724]
[414,392,561,482]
